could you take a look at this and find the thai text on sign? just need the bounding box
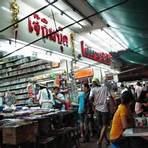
[28,13,69,47]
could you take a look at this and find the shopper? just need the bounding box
[78,88,85,139]
[110,90,148,148]
[110,91,133,148]
[135,81,143,99]
[142,83,147,91]
[89,78,101,106]
[37,83,53,109]
[89,78,112,148]
[135,89,148,116]
[128,85,135,99]
[53,86,66,110]
[142,89,148,112]
[120,83,128,94]
[83,83,93,142]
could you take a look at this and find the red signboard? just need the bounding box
[81,41,112,65]
[28,13,69,47]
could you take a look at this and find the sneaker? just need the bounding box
[90,132,93,137]
[106,139,110,146]
[97,142,102,148]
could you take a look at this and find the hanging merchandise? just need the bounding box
[10,0,20,45]
[50,73,56,79]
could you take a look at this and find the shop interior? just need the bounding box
[0,0,148,148]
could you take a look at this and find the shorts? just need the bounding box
[96,110,109,127]
[79,113,85,123]
[111,137,129,148]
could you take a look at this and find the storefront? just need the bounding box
[0,0,117,104]
[0,1,148,148]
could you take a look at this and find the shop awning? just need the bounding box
[87,0,148,65]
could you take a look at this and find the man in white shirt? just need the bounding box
[90,78,114,148]
[37,84,54,109]
[135,82,143,99]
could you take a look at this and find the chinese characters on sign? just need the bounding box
[28,13,69,49]
[81,41,112,65]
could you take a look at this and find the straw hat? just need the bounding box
[38,83,47,88]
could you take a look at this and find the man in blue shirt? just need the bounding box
[78,90,85,138]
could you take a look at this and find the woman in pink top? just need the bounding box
[135,89,148,116]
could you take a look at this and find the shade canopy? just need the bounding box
[87,0,148,65]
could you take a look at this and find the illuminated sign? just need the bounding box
[81,41,112,65]
[74,68,94,79]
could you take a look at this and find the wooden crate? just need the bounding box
[2,121,38,145]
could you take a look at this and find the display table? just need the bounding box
[123,128,148,137]
[0,109,78,147]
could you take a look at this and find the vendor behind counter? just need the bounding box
[37,84,54,109]
[37,84,67,110]
[52,86,66,110]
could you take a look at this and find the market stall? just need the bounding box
[0,108,79,148]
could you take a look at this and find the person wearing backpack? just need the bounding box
[90,78,114,148]
[37,83,54,109]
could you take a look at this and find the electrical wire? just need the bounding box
[0,0,129,61]
[52,4,84,28]
[102,28,127,50]
[87,0,148,58]
[0,0,57,33]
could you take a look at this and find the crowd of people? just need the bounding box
[0,77,148,148]
[35,84,71,110]
[77,79,148,148]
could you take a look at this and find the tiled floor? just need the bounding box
[80,138,111,148]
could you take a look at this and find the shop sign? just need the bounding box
[0,0,73,57]
[80,41,112,65]
[28,13,69,52]
[74,68,94,79]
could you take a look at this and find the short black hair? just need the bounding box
[121,91,132,105]
[137,81,141,86]
[53,86,60,90]
[137,90,148,103]
[83,83,90,89]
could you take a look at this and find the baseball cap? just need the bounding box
[92,78,100,85]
